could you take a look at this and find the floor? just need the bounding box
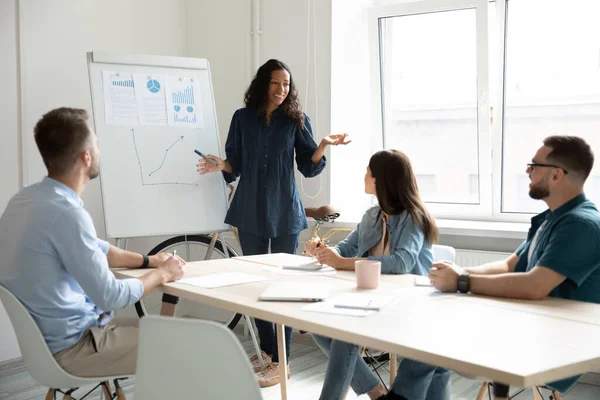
[1,331,599,400]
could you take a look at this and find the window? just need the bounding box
[331,0,600,222]
[369,0,491,218]
[379,8,480,205]
[501,0,600,214]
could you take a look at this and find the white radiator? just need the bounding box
[455,249,511,267]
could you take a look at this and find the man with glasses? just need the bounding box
[430,135,600,396]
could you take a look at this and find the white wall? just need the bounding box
[184,0,251,152]
[19,0,189,240]
[0,0,23,363]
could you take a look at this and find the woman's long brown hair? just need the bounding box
[369,149,438,244]
[244,59,304,129]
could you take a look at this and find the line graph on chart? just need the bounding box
[148,136,184,176]
[131,129,199,186]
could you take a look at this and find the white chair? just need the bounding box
[0,284,129,400]
[432,244,457,263]
[135,315,263,400]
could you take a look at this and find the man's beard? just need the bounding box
[88,157,99,180]
[529,181,550,200]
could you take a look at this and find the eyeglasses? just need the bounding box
[527,162,569,174]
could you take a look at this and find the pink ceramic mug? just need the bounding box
[355,260,381,289]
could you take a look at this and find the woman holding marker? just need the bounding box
[197,59,350,387]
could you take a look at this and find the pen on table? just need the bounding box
[194,149,219,166]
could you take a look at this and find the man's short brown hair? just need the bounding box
[544,136,594,183]
[33,107,92,175]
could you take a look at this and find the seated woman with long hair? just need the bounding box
[305,149,450,400]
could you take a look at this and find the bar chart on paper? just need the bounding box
[112,78,134,87]
[172,85,195,104]
[166,76,203,128]
[102,71,139,126]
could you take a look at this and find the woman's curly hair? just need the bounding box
[244,59,304,129]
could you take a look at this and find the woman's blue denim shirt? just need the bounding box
[334,205,433,275]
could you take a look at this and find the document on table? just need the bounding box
[332,293,396,311]
[303,300,374,317]
[177,272,270,288]
[262,265,337,275]
[303,293,396,316]
[414,275,432,286]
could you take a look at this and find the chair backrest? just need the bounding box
[0,285,86,388]
[135,316,262,400]
[432,244,456,263]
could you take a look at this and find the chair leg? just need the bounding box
[532,386,544,400]
[63,388,78,400]
[102,381,113,400]
[45,389,56,400]
[551,390,562,400]
[476,382,489,400]
[116,387,126,400]
[114,379,127,400]
[389,353,397,386]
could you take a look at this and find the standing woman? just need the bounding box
[198,59,350,387]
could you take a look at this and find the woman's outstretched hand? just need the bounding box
[321,133,351,147]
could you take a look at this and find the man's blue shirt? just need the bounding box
[0,177,143,354]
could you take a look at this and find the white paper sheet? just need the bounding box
[261,266,337,275]
[102,71,139,126]
[177,272,270,288]
[414,275,432,286]
[133,74,168,126]
[302,300,374,317]
[166,76,203,129]
[332,293,396,311]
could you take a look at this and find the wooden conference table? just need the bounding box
[114,253,600,400]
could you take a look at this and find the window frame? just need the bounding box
[368,0,538,223]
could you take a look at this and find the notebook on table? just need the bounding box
[259,282,331,302]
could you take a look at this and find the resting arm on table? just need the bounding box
[430,219,600,300]
[53,209,186,311]
[311,216,425,274]
[463,253,519,275]
[429,256,566,300]
[106,245,187,296]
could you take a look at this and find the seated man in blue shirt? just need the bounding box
[430,135,600,396]
[0,107,185,377]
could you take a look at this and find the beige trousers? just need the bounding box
[53,318,139,377]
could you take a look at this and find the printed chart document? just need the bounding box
[133,73,168,126]
[177,272,270,289]
[102,71,139,126]
[166,76,203,129]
